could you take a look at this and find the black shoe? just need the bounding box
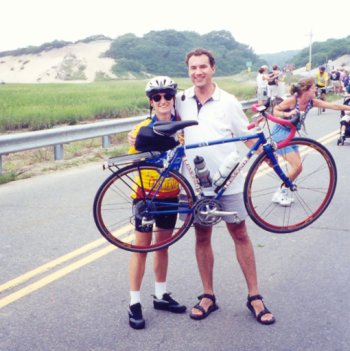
[128,303,145,329]
[153,293,187,313]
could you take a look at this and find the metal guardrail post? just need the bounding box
[0,155,2,176]
[54,144,64,160]
[102,135,110,148]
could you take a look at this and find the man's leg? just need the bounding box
[190,224,215,317]
[226,221,274,323]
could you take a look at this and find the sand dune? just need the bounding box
[0,40,116,83]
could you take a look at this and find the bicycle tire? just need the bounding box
[93,164,196,252]
[244,137,337,233]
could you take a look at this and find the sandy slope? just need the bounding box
[0,40,116,83]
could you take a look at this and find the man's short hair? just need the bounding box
[185,48,216,67]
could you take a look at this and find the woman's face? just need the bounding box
[305,84,317,98]
[150,92,174,119]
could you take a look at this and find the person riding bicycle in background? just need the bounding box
[315,66,329,108]
[127,76,186,330]
[272,77,350,206]
[176,48,275,325]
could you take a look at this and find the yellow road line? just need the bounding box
[0,245,116,309]
[0,238,106,294]
[0,225,133,309]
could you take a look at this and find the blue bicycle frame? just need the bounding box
[141,127,295,217]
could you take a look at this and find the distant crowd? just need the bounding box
[256,63,350,105]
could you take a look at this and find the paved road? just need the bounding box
[1,108,350,351]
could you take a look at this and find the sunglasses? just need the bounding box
[151,93,174,102]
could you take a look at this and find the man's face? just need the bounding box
[187,54,216,89]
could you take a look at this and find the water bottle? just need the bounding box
[213,152,240,187]
[193,155,212,188]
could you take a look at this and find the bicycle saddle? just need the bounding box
[153,120,198,136]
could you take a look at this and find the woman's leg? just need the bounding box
[153,228,172,284]
[129,231,151,294]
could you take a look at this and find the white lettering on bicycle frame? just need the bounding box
[222,156,249,189]
[183,155,201,195]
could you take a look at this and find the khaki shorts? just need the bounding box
[181,193,248,224]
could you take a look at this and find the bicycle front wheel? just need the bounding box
[93,164,195,252]
[244,137,337,233]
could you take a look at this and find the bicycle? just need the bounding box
[93,105,337,252]
[316,87,327,115]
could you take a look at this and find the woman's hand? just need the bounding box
[128,131,136,146]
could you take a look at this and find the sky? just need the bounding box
[1,0,349,54]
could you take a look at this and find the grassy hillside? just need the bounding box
[0,77,256,131]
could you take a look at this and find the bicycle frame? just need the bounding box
[125,107,298,217]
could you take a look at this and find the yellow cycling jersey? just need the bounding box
[316,72,329,87]
[129,118,179,199]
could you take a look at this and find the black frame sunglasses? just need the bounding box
[151,93,174,102]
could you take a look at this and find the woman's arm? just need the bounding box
[313,99,350,111]
[273,97,297,117]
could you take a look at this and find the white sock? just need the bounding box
[155,282,167,299]
[130,291,141,306]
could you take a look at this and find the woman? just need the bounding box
[127,76,186,330]
[256,65,269,105]
[272,77,350,206]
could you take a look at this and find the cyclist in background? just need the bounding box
[272,77,350,206]
[127,76,186,330]
[315,66,329,109]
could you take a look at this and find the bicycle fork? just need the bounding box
[264,144,297,191]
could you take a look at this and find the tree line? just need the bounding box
[1,31,349,76]
[105,30,264,76]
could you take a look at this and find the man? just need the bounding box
[175,48,275,325]
[315,66,329,102]
[329,69,341,95]
[267,64,281,98]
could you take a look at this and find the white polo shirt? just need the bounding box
[175,84,250,195]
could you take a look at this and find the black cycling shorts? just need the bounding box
[133,198,179,233]
[316,85,327,94]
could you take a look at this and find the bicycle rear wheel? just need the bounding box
[244,138,337,233]
[93,164,195,252]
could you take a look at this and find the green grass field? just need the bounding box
[0,77,256,131]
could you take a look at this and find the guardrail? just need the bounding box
[0,98,257,176]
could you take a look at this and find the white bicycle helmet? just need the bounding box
[145,76,177,98]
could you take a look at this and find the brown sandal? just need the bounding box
[246,294,275,325]
[190,294,219,320]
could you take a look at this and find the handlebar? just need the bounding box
[248,104,297,149]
